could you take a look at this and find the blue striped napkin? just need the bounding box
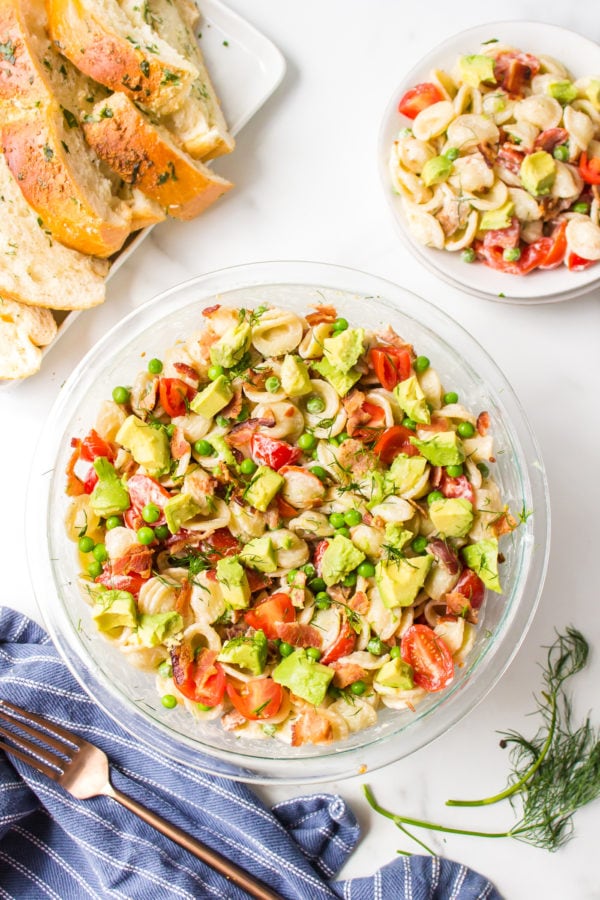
[0,608,501,899]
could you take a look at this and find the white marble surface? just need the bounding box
[3,1,600,897]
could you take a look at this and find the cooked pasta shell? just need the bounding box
[298,322,331,359]
[430,67,458,99]
[95,400,127,442]
[171,411,211,443]
[288,510,335,538]
[105,525,138,561]
[452,84,482,116]
[253,400,305,441]
[367,586,404,641]
[444,210,480,252]
[504,120,539,152]
[515,94,562,130]
[412,100,455,142]
[507,187,542,222]
[449,153,494,193]
[403,202,446,249]
[395,135,437,174]
[434,617,466,655]
[328,696,378,733]
[551,161,583,201]
[566,217,600,260]
[391,154,434,203]
[446,114,499,149]
[417,364,443,408]
[251,308,304,357]
[563,105,595,154]
[468,178,508,212]
[64,495,102,543]
[537,54,570,78]
[462,434,495,462]
[269,528,310,572]
[424,560,460,601]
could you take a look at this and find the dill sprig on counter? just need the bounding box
[364,628,600,853]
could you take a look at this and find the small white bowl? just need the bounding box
[378,21,600,304]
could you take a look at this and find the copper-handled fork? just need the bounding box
[0,699,283,900]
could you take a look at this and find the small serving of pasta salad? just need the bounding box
[64,303,518,748]
[390,42,600,274]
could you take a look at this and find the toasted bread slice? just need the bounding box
[47,0,199,115]
[0,296,58,379]
[0,151,107,311]
[121,0,234,160]
[83,92,232,220]
[120,184,167,231]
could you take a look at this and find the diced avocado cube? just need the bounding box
[394,375,430,425]
[429,497,474,538]
[92,589,137,633]
[239,535,277,573]
[384,523,413,550]
[209,321,251,369]
[375,556,432,608]
[547,80,577,104]
[421,155,453,187]
[164,493,201,534]
[189,375,233,418]
[116,415,170,477]
[480,198,515,231]
[311,357,361,397]
[216,556,250,609]
[272,648,334,706]
[386,453,428,495]
[138,611,183,647]
[519,151,556,197]
[458,54,496,88]
[375,657,414,690]
[366,470,391,510]
[209,434,237,467]
[323,327,364,374]
[462,538,502,592]
[217,630,267,675]
[409,431,465,467]
[321,534,365,586]
[280,355,312,397]
[584,79,600,109]
[89,457,131,518]
[244,466,284,512]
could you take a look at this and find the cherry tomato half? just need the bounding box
[251,434,302,471]
[373,425,420,463]
[579,151,600,185]
[158,378,196,418]
[453,569,485,611]
[401,624,454,692]
[124,474,171,529]
[79,429,114,462]
[566,251,596,271]
[398,82,444,119]
[226,678,283,720]
[320,616,357,665]
[171,646,226,707]
[95,570,147,596]
[539,220,567,270]
[244,592,295,640]
[370,347,411,391]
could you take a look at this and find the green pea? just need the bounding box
[344,509,362,527]
[137,526,155,545]
[390,645,401,659]
[443,391,459,405]
[92,543,108,563]
[446,464,464,477]
[298,432,317,451]
[335,526,351,539]
[306,647,322,661]
[457,421,475,438]
[157,660,173,678]
[193,439,213,456]
[207,364,224,381]
[306,395,325,414]
[350,680,367,696]
[311,465,328,481]
[240,458,258,475]
[78,536,95,553]
[357,561,376,578]
[329,512,346,529]
[402,417,416,430]
[461,247,476,263]
[197,702,214,712]
[105,516,122,531]
[165,424,175,438]
[445,147,460,161]
[366,636,385,655]
[112,386,130,404]
[287,569,299,584]
[265,376,280,393]
[553,144,569,162]
[154,525,170,541]
[142,503,161,524]
[215,415,229,428]
[148,358,163,375]
[427,490,444,505]
[302,563,317,578]
[411,535,428,554]
[328,435,340,446]
[343,571,357,587]
[503,247,521,262]
[309,577,327,593]
[477,462,490,478]
[414,355,430,373]
[87,560,103,579]
[332,317,348,332]
[279,641,293,658]
[161,694,177,709]
[573,201,589,214]
[337,432,349,443]
[315,592,331,609]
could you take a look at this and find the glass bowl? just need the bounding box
[378,21,600,304]
[29,261,550,783]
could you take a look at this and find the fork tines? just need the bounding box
[0,699,81,780]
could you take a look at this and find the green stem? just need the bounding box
[445,691,557,808]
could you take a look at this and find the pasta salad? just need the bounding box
[389,43,600,274]
[64,303,518,747]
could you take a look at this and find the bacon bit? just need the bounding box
[175,580,192,617]
[264,505,281,530]
[376,324,413,354]
[137,377,158,413]
[534,127,568,153]
[246,571,272,593]
[330,661,368,688]
[291,709,333,747]
[477,142,496,169]
[221,384,243,420]
[112,544,154,579]
[305,304,337,325]
[65,442,85,496]
[337,439,379,478]
[349,590,369,615]
[328,584,350,605]
[537,196,573,221]
[221,709,246,731]
[170,641,193,686]
[445,591,478,624]
[494,51,540,95]
[276,495,298,518]
[430,466,443,489]
[418,416,449,433]
[275,622,322,648]
[477,411,490,436]
[362,511,374,525]
[427,539,460,575]
[202,304,221,317]
[170,425,190,460]
[172,362,200,386]
[496,144,525,174]
[491,511,518,538]
[166,530,205,554]
[244,369,268,389]
[343,389,371,436]
[225,416,276,449]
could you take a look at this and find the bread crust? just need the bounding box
[47,0,197,114]
[0,297,57,379]
[83,93,232,220]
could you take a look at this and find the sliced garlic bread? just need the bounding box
[121,0,234,159]
[83,92,232,220]
[0,151,107,311]
[47,0,199,115]
[0,296,57,379]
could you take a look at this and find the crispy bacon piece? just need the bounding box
[349,590,369,615]
[172,362,200,386]
[376,324,414,354]
[305,304,337,325]
[496,144,525,174]
[477,142,496,168]
[483,218,520,251]
[494,51,540,95]
[111,544,154,579]
[170,425,190,460]
[534,127,568,153]
[445,591,478,624]
[427,539,460,575]
[265,506,281,529]
[275,622,322,648]
[246,571,272,593]
[336,439,379,478]
[276,495,299,518]
[477,411,490,436]
[430,466,443,489]
[224,416,276,449]
[166,530,205,554]
[417,416,449,434]
[291,709,333,747]
[65,442,85,496]
[221,709,247,731]
[491,511,518,538]
[330,661,368,689]
[343,389,372,436]
[221,384,243,420]
[137,377,158,413]
[175,580,192,618]
[202,304,221,317]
